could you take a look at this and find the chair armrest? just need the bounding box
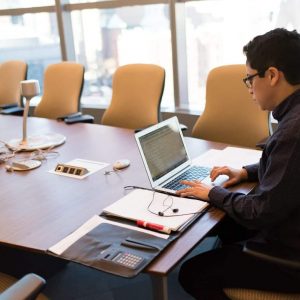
[0,104,18,109]
[0,106,24,116]
[64,114,94,124]
[255,136,269,150]
[243,241,300,269]
[56,111,82,121]
[57,112,94,124]
[0,273,46,300]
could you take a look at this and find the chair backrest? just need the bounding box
[0,60,27,106]
[0,272,47,300]
[101,64,165,130]
[192,64,270,148]
[34,62,84,119]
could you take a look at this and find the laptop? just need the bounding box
[135,116,213,194]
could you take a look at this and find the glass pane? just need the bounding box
[0,13,61,102]
[69,0,110,3]
[0,0,54,9]
[71,4,174,109]
[185,0,299,111]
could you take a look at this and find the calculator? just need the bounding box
[112,252,144,270]
[100,248,144,270]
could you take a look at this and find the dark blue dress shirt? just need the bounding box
[209,89,300,251]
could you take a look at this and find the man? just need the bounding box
[177,28,300,299]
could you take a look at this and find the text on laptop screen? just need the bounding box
[138,122,188,181]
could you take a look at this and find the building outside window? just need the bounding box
[70,5,173,108]
[0,0,299,112]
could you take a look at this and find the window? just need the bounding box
[71,5,174,108]
[0,1,53,9]
[1,0,300,112]
[183,0,299,111]
[0,0,60,100]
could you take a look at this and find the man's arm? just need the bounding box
[242,163,259,181]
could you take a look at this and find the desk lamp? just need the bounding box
[6,80,66,151]
[20,80,40,146]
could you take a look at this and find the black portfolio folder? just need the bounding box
[50,222,178,278]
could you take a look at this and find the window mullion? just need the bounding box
[55,0,76,61]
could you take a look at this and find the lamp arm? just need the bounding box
[21,98,31,145]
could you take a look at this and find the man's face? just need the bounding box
[245,64,275,111]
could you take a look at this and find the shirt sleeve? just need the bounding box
[208,130,300,230]
[243,163,259,181]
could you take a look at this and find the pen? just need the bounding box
[120,238,160,251]
[137,220,171,234]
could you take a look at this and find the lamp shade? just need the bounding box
[20,80,40,98]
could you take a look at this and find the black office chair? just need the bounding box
[0,272,46,300]
[224,241,300,299]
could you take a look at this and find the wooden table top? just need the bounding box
[0,115,255,275]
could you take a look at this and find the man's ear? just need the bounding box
[268,67,280,86]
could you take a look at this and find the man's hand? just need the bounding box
[210,166,248,188]
[176,180,212,201]
[176,166,248,200]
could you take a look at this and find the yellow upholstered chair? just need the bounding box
[192,64,270,149]
[224,241,300,300]
[34,62,83,119]
[101,64,165,130]
[32,62,93,123]
[0,60,27,111]
[0,272,46,300]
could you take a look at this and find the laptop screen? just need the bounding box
[137,117,189,181]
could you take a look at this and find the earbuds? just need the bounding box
[158,208,179,216]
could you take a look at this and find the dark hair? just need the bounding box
[243,28,300,85]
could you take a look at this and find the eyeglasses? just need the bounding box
[242,71,265,88]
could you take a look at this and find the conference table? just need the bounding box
[0,115,255,300]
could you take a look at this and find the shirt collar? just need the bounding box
[272,89,300,122]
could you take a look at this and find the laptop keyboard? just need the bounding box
[163,166,211,191]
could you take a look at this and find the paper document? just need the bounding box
[49,215,169,255]
[49,158,109,179]
[193,147,262,169]
[192,147,262,186]
[103,189,208,232]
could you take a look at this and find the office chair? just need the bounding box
[192,65,270,149]
[33,62,94,124]
[0,60,27,115]
[223,241,300,300]
[0,272,46,300]
[101,64,165,130]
